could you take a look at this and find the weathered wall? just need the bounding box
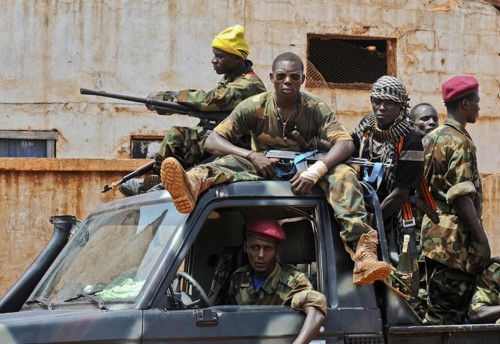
[0,158,148,296]
[0,0,498,171]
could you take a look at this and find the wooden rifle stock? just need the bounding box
[101,161,155,193]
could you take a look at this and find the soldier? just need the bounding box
[351,76,424,302]
[408,102,439,317]
[160,52,391,286]
[119,24,266,196]
[409,103,439,139]
[468,257,500,324]
[421,75,491,325]
[351,76,424,231]
[227,219,326,344]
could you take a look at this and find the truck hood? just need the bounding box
[0,309,143,343]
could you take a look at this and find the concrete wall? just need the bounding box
[1,0,498,171]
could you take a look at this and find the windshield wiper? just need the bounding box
[25,297,54,310]
[64,292,107,310]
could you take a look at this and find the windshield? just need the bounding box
[29,201,185,306]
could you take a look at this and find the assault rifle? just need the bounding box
[101,161,154,193]
[264,150,394,172]
[80,88,230,131]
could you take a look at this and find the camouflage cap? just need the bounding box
[246,219,286,242]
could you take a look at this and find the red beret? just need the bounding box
[442,76,479,102]
[246,219,286,242]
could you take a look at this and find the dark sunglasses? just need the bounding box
[273,72,302,82]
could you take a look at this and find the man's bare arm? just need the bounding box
[380,186,411,220]
[469,305,500,324]
[205,131,275,179]
[205,131,251,158]
[293,305,325,344]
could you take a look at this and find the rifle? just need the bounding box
[101,161,155,193]
[264,150,394,171]
[80,88,230,131]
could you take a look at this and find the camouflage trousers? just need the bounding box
[191,155,374,248]
[153,126,210,174]
[423,258,476,325]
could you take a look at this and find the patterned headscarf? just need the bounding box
[370,76,410,110]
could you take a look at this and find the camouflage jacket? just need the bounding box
[154,61,266,112]
[214,90,352,152]
[469,260,500,312]
[421,117,483,273]
[228,262,327,315]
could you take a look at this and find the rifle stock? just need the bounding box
[101,161,155,193]
[80,88,229,130]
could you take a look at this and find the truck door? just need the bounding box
[143,203,330,343]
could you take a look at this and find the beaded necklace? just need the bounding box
[274,95,300,142]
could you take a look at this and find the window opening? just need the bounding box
[0,130,58,157]
[175,206,319,308]
[307,35,396,89]
[130,136,163,159]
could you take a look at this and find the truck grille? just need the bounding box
[345,334,385,344]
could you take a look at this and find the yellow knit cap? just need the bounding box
[211,25,249,60]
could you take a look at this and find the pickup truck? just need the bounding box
[0,180,498,343]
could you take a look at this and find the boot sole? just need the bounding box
[353,265,391,285]
[161,158,195,214]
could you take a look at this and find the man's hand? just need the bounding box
[145,92,164,110]
[247,152,275,179]
[290,172,315,195]
[145,91,177,115]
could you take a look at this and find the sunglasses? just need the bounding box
[273,72,303,82]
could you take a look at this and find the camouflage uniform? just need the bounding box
[228,262,327,315]
[421,117,483,325]
[189,91,374,248]
[469,259,500,323]
[152,63,266,172]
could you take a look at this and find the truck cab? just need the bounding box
[0,181,497,343]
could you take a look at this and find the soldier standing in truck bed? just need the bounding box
[421,75,491,325]
[119,24,266,196]
[409,102,439,318]
[350,75,424,303]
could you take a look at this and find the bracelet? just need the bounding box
[245,151,255,160]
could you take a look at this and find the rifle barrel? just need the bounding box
[79,88,229,120]
[80,88,153,105]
